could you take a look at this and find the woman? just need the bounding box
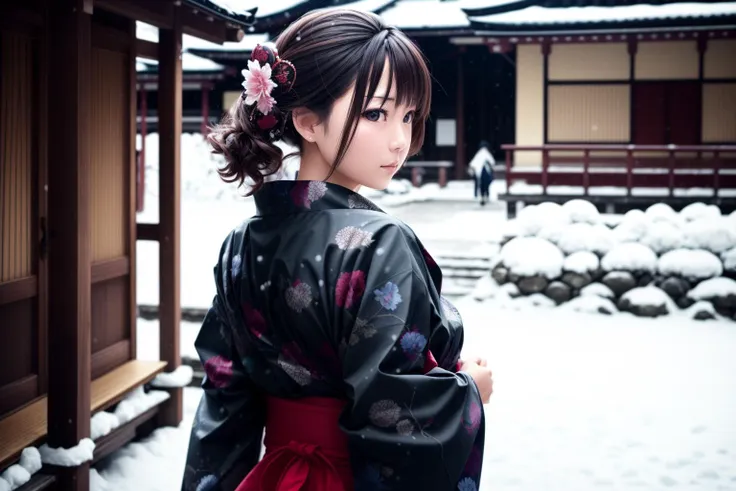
[181,8,493,491]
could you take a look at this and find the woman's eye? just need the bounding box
[363,109,385,122]
[403,111,415,124]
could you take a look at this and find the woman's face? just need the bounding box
[306,62,416,191]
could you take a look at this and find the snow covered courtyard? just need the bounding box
[97,301,736,491]
[89,134,736,490]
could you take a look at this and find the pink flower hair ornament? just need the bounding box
[240,43,297,140]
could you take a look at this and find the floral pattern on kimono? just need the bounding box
[181,180,484,491]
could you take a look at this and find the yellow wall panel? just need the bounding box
[549,43,629,81]
[548,85,630,142]
[704,40,736,79]
[702,83,736,142]
[635,41,698,80]
[515,44,544,166]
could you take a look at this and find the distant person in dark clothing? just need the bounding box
[468,140,495,205]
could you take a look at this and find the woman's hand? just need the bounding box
[459,358,493,403]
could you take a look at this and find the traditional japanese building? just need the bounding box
[172,0,735,206]
[0,1,253,490]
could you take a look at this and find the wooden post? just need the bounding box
[201,83,210,136]
[47,0,92,489]
[158,4,183,427]
[583,149,590,196]
[139,85,147,212]
[128,19,139,362]
[455,47,466,180]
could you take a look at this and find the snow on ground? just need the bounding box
[113,300,736,491]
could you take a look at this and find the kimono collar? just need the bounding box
[254,180,385,216]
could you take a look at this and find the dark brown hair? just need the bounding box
[208,8,432,194]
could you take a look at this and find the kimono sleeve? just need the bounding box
[338,225,485,491]
[181,233,265,491]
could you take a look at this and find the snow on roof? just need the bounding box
[244,0,309,18]
[381,0,471,29]
[339,0,397,13]
[184,0,257,25]
[469,2,736,25]
[137,21,269,53]
[182,52,225,71]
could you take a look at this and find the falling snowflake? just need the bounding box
[315,254,322,262]
[285,280,313,313]
[369,399,401,427]
[374,281,402,311]
[457,477,478,491]
[278,355,311,386]
[334,226,374,250]
[376,247,385,256]
[396,419,414,436]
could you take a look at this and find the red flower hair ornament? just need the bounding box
[241,43,296,141]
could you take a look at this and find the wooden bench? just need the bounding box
[0,360,167,471]
[404,160,454,188]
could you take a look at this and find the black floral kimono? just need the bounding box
[182,180,485,491]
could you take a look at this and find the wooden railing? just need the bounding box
[501,144,736,196]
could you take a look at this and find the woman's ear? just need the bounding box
[291,108,321,143]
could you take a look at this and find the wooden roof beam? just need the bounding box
[95,0,174,28]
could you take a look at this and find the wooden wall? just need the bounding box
[512,35,736,167]
[0,27,44,417]
[89,22,136,380]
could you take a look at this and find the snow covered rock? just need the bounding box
[491,266,509,285]
[516,202,571,236]
[471,274,499,301]
[721,247,736,273]
[601,243,658,274]
[639,221,685,254]
[602,271,637,296]
[518,275,549,294]
[561,271,593,289]
[645,203,684,227]
[528,293,557,308]
[562,199,600,224]
[580,282,615,300]
[687,277,736,315]
[564,251,600,274]
[658,276,691,301]
[498,237,564,280]
[680,202,721,222]
[612,209,649,243]
[686,301,717,321]
[557,223,616,256]
[562,295,617,315]
[500,282,521,298]
[618,286,671,318]
[544,281,572,304]
[657,249,723,282]
[682,218,736,254]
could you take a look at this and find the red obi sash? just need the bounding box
[235,396,353,491]
[235,352,458,490]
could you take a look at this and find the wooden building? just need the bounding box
[0,1,252,490]
[173,0,736,201]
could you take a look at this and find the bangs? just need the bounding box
[361,32,432,120]
[328,21,433,176]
